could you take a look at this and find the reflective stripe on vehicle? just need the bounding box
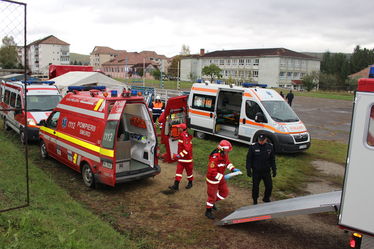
[240,118,307,135]
[243,92,252,97]
[41,133,101,163]
[108,113,121,120]
[191,87,218,93]
[40,126,114,157]
[57,104,105,119]
[189,109,213,117]
[94,99,104,111]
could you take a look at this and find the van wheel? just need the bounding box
[194,131,206,139]
[3,118,10,131]
[82,163,95,188]
[40,140,48,159]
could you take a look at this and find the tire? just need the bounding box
[40,140,48,159]
[194,131,206,139]
[82,163,95,188]
[3,118,10,131]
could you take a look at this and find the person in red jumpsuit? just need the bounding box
[169,123,194,191]
[205,140,240,219]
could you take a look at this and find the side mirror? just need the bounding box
[39,120,47,126]
[255,112,265,123]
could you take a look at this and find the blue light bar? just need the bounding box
[67,86,106,91]
[369,67,374,78]
[22,80,55,85]
[242,82,267,88]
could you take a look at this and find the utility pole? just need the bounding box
[160,60,163,89]
[143,58,145,87]
[125,57,128,83]
[177,61,180,91]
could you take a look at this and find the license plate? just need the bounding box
[299,144,307,149]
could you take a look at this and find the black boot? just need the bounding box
[205,208,215,219]
[212,204,217,211]
[168,180,179,191]
[185,181,193,189]
[262,198,271,203]
[253,199,258,205]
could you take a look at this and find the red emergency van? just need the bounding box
[39,88,160,187]
[0,80,61,143]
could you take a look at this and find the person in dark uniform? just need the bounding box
[246,134,277,204]
[286,90,294,106]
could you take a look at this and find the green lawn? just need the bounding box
[0,131,140,249]
[278,89,354,101]
[190,135,347,199]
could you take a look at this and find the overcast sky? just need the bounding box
[9,0,374,57]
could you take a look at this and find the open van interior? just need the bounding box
[115,103,156,176]
[215,90,243,138]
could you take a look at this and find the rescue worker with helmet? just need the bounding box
[150,95,164,123]
[246,134,277,205]
[169,123,194,191]
[205,140,240,219]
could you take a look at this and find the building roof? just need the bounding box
[202,48,317,60]
[91,46,123,55]
[349,65,374,78]
[291,80,303,85]
[102,50,166,66]
[28,35,69,46]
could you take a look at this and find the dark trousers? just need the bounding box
[252,172,272,201]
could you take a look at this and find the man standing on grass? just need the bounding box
[246,134,277,205]
[286,90,294,106]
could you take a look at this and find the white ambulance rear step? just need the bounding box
[218,191,341,226]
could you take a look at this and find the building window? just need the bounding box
[239,71,244,77]
[253,59,259,66]
[287,72,292,77]
[280,58,286,67]
[293,72,299,78]
[220,59,224,65]
[239,59,244,65]
[226,59,231,65]
[245,59,251,65]
[192,94,216,112]
[252,70,258,77]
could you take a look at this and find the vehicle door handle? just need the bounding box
[53,131,56,134]
[242,118,246,124]
[210,113,213,118]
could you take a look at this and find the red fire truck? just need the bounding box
[0,80,61,144]
[39,87,160,187]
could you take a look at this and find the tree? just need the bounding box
[169,55,181,78]
[301,72,319,91]
[151,69,161,80]
[180,44,190,56]
[202,64,222,83]
[0,36,19,69]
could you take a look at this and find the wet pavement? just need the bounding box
[292,96,353,144]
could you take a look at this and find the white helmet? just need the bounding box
[156,95,161,100]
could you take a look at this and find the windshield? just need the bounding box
[26,95,61,111]
[261,101,299,122]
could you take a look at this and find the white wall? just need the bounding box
[258,57,280,88]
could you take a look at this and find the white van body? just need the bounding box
[187,83,310,152]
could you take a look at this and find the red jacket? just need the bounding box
[177,131,193,163]
[206,150,235,184]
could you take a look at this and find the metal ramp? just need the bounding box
[218,191,342,226]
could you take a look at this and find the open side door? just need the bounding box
[159,95,188,163]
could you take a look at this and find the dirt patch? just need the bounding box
[36,156,349,249]
[311,160,345,177]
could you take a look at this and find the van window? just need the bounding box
[47,112,60,129]
[245,100,264,120]
[262,101,299,122]
[4,90,10,104]
[15,94,21,109]
[10,92,16,107]
[26,95,61,111]
[102,120,118,149]
[192,94,216,111]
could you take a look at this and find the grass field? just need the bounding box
[0,130,140,249]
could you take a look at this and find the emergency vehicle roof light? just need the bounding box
[369,66,374,78]
[242,82,268,88]
[67,86,106,92]
[111,90,118,97]
[22,80,55,85]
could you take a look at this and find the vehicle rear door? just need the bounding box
[189,89,217,134]
[41,111,60,157]
[101,100,126,186]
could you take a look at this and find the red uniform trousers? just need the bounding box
[206,179,229,209]
[175,161,194,182]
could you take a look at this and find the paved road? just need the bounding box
[292,96,353,144]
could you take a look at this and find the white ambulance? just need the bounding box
[187,83,310,152]
[0,80,61,143]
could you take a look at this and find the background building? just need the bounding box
[23,35,70,75]
[181,48,320,88]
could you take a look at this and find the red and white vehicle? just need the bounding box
[0,80,61,143]
[39,88,160,187]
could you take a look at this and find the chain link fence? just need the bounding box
[0,0,28,212]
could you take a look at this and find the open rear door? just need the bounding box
[159,95,188,163]
[338,88,374,236]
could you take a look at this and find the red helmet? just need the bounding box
[218,140,232,152]
[174,123,187,130]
